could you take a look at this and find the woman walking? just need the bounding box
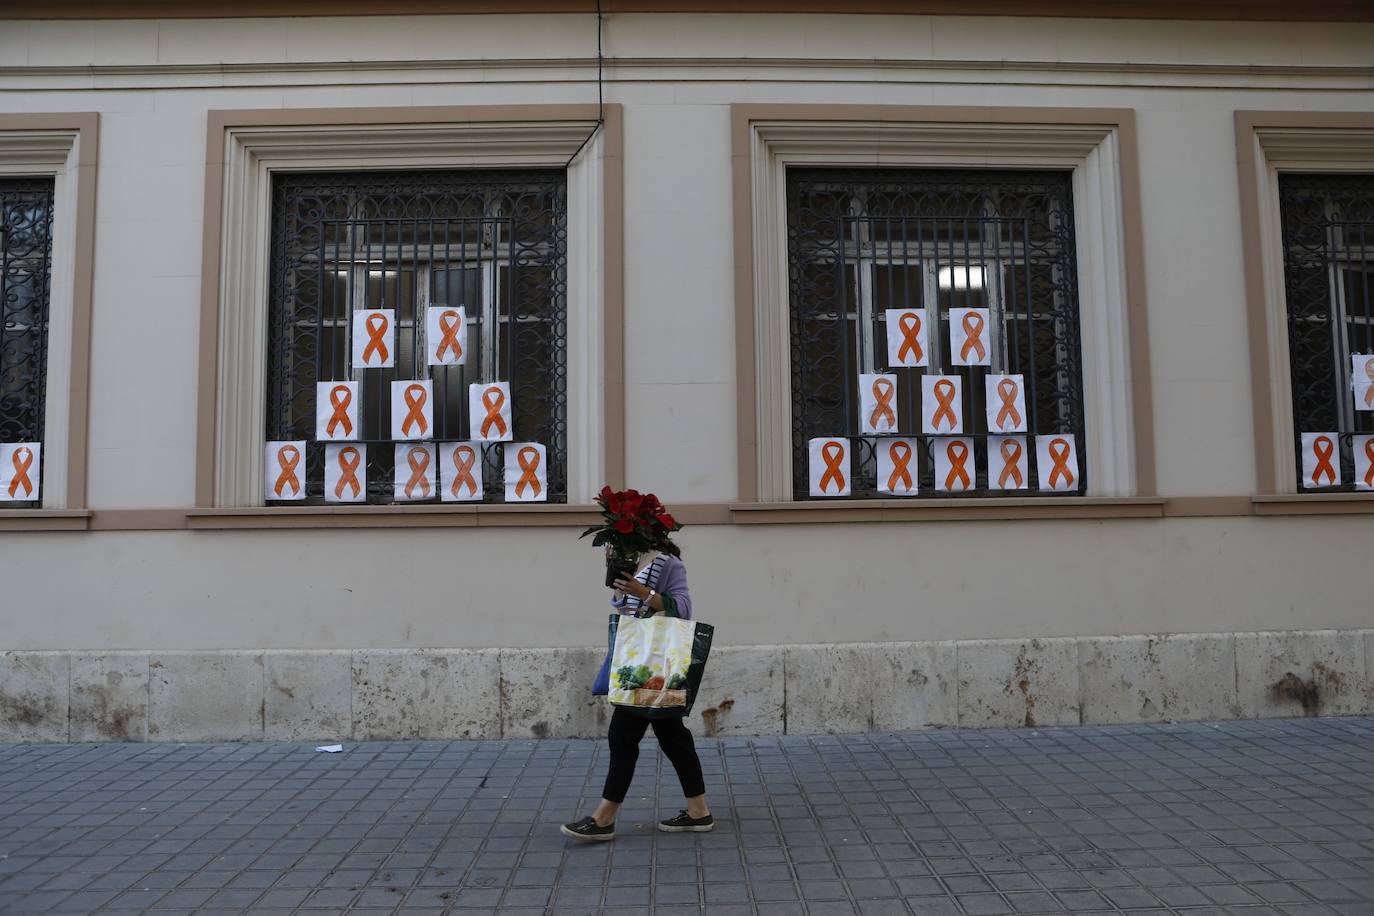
[562,516,713,841]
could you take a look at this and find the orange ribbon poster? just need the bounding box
[1354,434,1374,492]
[0,442,41,502]
[989,435,1028,490]
[934,437,974,492]
[469,381,513,442]
[859,373,899,435]
[324,443,367,503]
[950,308,991,367]
[985,374,1027,433]
[315,381,359,442]
[503,442,547,502]
[264,440,307,501]
[441,441,484,502]
[391,380,433,441]
[1300,432,1341,489]
[1035,434,1079,492]
[808,437,850,497]
[921,374,963,434]
[394,442,436,501]
[1353,355,1374,412]
[352,309,395,369]
[877,438,919,496]
[884,308,928,368]
[427,305,468,367]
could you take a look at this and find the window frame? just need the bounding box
[0,114,98,520]
[197,105,622,513]
[1235,112,1374,502]
[732,106,1152,505]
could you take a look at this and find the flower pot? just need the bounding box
[605,545,639,588]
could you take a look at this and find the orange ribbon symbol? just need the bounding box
[273,445,301,498]
[362,313,390,365]
[334,446,362,500]
[944,440,971,490]
[995,378,1022,431]
[326,385,353,438]
[7,447,34,498]
[436,310,463,362]
[960,312,987,362]
[515,446,542,499]
[896,312,923,364]
[931,379,959,431]
[401,384,429,437]
[1046,437,1075,489]
[1364,439,1374,489]
[818,440,846,493]
[997,439,1024,488]
[450,445,478,498]
[869,377,897,430]
[480,387,507,439]
[404,446,432,499]
[1365,360,1374,408]
[1310,435,1337,487]
[886,441,914,492]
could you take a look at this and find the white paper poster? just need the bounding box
[1036,434,1080,492]
[877,437,919,496]
[352,309,395,369]
[808,437,850,497]
[442,441,484,502]
[1354,434,1374,492]
[949,307,992,367]
[427,305,467,367]
[859,373,899,435]
[985,374,1027,434]
[1300,432,1341,489]
[265,440,307,501]
[0,442,40,502]
[884,308,928,368]
[504,442,547,502]
[325,443,367,503]
[989,435,1029,490]
[391,380,433,441]
[469,381,513,442]
[316,381,359,442]
[934,437,975,493]
[394,442,437,501]
[921,374,963,434]
[1353,354,1374,412]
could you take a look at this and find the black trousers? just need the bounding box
[602,706,706,804]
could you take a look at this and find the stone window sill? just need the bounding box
[1252,493,1374,515]
[185,504,604,529]
[728,497,1166,524]
[0,509,92,531]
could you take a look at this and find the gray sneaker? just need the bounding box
[658,810,714,832]
[561,816,615,842]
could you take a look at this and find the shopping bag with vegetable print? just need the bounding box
[606,614,713,718]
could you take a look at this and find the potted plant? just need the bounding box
[581,486,682,587]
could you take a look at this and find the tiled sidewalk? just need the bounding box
[1,718,1372,915]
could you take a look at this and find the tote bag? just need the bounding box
[604,614,714,719]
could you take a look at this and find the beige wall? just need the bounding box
[1,13,1373,650]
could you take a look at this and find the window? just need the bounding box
[0,177,55,508]
[1278,173,1374,491]
[786,167,1086,499]
[265,169,568,504]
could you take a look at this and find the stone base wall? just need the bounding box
[2,630,1370,743]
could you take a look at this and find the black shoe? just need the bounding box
[658,810,714,833]
[561,816,615,842]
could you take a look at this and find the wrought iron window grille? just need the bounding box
[0,177,55,508]
[266,169,569,504]
[1278,173,1374,492]
[786,168,1087,499]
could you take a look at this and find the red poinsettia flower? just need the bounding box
[581,485,684,558]
[614,518,634,534]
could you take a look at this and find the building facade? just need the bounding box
[1,2,1372,742]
